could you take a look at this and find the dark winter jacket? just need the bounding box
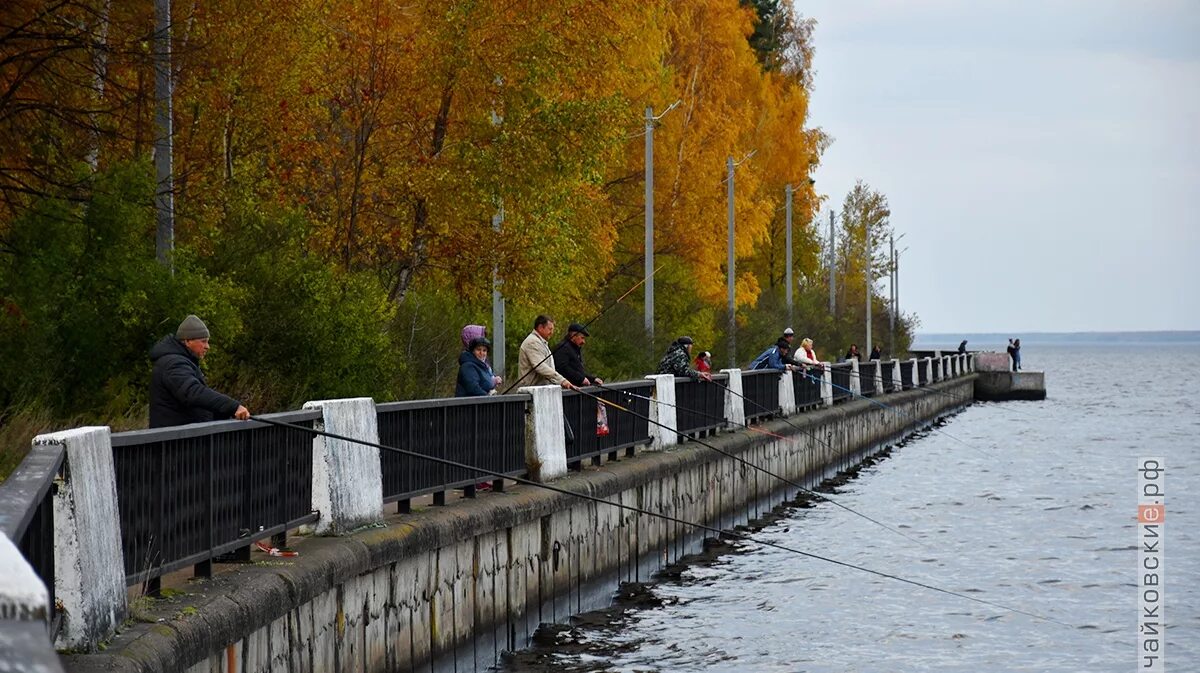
[553,339,595,387]
[656,342,701,380]
[455,350,497,397]
[149,336,240,428]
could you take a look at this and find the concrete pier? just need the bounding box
[971,352,1047,401]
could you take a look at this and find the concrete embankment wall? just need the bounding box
[63,377,973,673]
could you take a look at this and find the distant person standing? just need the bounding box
[958,340,968,354]
[844,344,860,362]
[869,345,881,360]
[1007,339,1017,371]
[1013,338,1022,371]
[149,315,250,428]
[693,350,713,373]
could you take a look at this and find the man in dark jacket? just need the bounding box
[149,315,250,428]
[554,323,603,387]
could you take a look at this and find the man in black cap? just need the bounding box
[554,322,603,387]
[655,336,712,381]
[149,314,250,428]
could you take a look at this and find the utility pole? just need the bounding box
[865,224,872,357]
[491,208,506,374]
[727,155,736,368]
[153,0,173,269]
[828,210,836,316]
[785,184,793,325]
[491,85,506,374]
[644,106,655,348]
[889,234,896,356]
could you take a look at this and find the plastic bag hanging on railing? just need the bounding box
[596,402,610,437]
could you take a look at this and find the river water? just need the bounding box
[499,340,1198,672]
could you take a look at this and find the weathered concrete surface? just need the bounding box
[719,369,745,428]
[34,427,126,652]
[0,533,49,622]
[520,385,569,481]
[304,398,384,535]
[644,375,678,451]
[974,351,1012,372]
[975,371,1047,401]
[61,378,974,673]
[0,620,65,673]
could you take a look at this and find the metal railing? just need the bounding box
[932,358,942,381]
[830,363,853,403]
[881,362,894,392]
[110,410,321,590]
[673,374,728,438]
[741,369,782,421]
[377,394,528,507]
[792,367,824,410]
[859,361,878,396]
[563,381,654,464]
[0,442,64,636]
[900,361,915,389]
[918,359,931,386]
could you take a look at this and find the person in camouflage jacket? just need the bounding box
[655,336,713,381]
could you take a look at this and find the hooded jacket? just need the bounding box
[149,335,240,428]
[456,349,497,397]
[655,341,702,380]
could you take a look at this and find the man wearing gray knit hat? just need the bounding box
[148,314,250,428]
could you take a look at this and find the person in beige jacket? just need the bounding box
[516,315,577,389]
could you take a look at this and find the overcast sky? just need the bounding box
[800,0,1200,334]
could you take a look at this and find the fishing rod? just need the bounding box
[500,266,661,395]
[585,384,927,547]
[247,414,1071,627]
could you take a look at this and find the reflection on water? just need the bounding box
[501,344,1199,672]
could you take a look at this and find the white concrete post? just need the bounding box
[910,358,920,387]
[303,398,384,535]
[923,357,933,384]
[0,535,49,622]
[821,363,833,406]
[779,369,797,415]
[518,385,569,481]
[848,359,861,396]
[719,368,745,429]
[32,427,126,651]
[644,374,679,451]
[891,359,902,392]
[872,359,884,395]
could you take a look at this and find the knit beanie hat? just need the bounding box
[176,315,210,340]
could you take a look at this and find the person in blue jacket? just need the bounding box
[749,340,793,371]
[456,337,500,396]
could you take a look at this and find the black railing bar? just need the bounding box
[376,394,531,414]
[122,512,319,588]
[0,444,65,541]
[111,410,321,446]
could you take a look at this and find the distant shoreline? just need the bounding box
[915,330,1200,347]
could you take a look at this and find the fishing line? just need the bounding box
[582,385,927,547]
[789,369,996,459]
[500,266,661,395]
[247,415,1072,627]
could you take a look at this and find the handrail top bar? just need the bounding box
[739,369,782,377]
[0,443,65,540]
[110,408,322,446]
[376,393,530,413]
